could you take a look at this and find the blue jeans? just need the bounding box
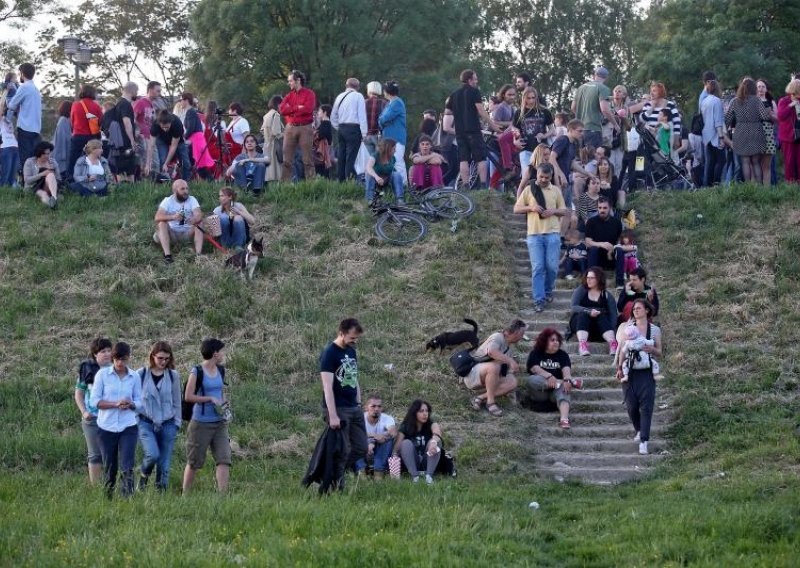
[365,171,404,201]
[156,139,192,180]
[233,160,266,193]
[0,146,20,187]
[138,420,179,490]
[219,214,247,249]
[354,439,394,473]
[587,246,625,287]
[527,232,561,305]
[98,424,138,498]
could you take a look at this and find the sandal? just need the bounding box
[559,418,571,429]
[470,396,484,411]
[487,403,503,417]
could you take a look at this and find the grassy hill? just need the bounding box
[0,181,798,566]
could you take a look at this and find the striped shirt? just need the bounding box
[639,100,682,137]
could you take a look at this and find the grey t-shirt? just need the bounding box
[473,332,509,360]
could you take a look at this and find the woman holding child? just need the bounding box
[614,298,662,456]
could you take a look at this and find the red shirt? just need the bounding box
[133,97,155,139]
[70,98,103,136]
[279,87,316,125]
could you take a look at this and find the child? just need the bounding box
[547,112,568,146]
[613,230,639,274]
[410,134,444,189]
[313,104,333,178]
[655,108,672,158]
[0,111,19,187]
[620,324,660,382]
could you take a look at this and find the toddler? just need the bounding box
[620,325,660,382]
[613,230,639,274]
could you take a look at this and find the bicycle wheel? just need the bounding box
[375,211,428,245]
[452,161,478,191]
[424,189,476,219]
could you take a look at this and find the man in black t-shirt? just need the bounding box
[113,81,138,180]
[145,109,192,181]
[319,318,368,486]
[584,197,625,287]
[446,69,497,189]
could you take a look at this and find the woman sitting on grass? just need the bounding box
[392,399,443,484]
[570,266,618,357]
[226,133,269,195]
[212,187,256,250]
[525,328,581,429]
[23,141,61,208]
[73,337,113,485]
[71,139,114,196]
[365,137,404,203]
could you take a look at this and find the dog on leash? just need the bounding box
[426,318,480,352]
[225,237,263,279]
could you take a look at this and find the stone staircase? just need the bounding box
[505,205,669,485]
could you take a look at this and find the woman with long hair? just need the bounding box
[757,78,779,185]
[512,86,553,172]
[570,266,618,356]
[516,142,551,197]
[226,133,269,194]
[725,77,771,184]
[181,93,214,180]
[260,95,283,182]
[525,328,580,429]
[136,341,182,492]
[614,299,662,455]
[365,137,404,202]
[213,186,256,249]
[391,399,443,484]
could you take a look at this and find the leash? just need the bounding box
[192,222,228,253]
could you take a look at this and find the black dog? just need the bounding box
[426,319,479,352]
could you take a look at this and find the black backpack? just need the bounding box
[690,112,704,136]
[181,364,226,421]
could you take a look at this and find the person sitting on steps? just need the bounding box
[617,266,660,325]
[465,319,527,417]
[570,266,619,356]
[524,328,582,430]
[584,197,625,290]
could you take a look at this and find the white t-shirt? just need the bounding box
[86,161,105,176]
[363,413,395,438]
[0,117,17,148]
[158,194,200,232]
[226,116,250,144]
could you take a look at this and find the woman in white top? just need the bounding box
[71,139,114,196]
[213,186,256,249]
[261,95,284,182]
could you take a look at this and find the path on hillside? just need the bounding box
[504,202,671,485]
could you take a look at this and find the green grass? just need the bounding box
[1,181,799,566]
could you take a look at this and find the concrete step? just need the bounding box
[536,438,668,453]
[568,388,625,401]
[569,399,632,412]
[535,451,665,468]
[536,465,651,485]
[536,423,666,438]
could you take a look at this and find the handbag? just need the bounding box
[432,123,455,152]
[449,348,477,377]
[205,214,222,237]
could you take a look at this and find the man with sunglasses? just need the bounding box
[353,394,396,480]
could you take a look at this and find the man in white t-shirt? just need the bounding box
[354,394,397,480]
[153,179,204,264]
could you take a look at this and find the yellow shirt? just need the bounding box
[515,183,565,235]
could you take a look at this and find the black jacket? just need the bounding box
[302,423,347,494]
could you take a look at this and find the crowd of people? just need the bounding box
[8,60,798,492]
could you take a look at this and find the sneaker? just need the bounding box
[545,295,554,303]
[412,475,420,483]
[570,378,583,390]
[633,431,641,442]
[137,474,149,491]
[425,474,434,485]
[565,274,575,281]
[47,196,57,209]
[534,303,545,313]
[163,254,174,265]
[579,340,591,356]
[609,340,619,356]
[639,441,648,455]
[559,418,571,429]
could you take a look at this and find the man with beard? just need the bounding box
[319,318,368,489]
[153,179,204,264]
[353,393,396,479]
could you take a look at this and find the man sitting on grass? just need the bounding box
[465,319,527,417]
[354,393,396,480]
[153,179,203,264]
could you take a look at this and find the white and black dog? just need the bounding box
[225,237,264,279]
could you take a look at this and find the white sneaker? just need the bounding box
[412,475,420,483]
[633,431,640,442]
[639,441,648,455]
[425,474,434,485]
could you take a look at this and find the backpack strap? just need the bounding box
[139,367,147,386]
[646,324,654,373]
[194,365,206,415]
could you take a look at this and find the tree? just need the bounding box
[478,0,643,109]
[187,0,481,125]
[37,0,192,97]
[634,0,800,112]
[0,0,61,75]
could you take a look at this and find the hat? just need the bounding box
[594,66,609,79]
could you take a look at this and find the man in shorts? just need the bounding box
[464,319,526,417]
[182,338,231,494]
[446,69,497,189]
[153,179,204,264]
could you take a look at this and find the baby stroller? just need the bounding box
[633,121,695,191]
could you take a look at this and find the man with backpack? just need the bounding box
[182,338,232,494]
